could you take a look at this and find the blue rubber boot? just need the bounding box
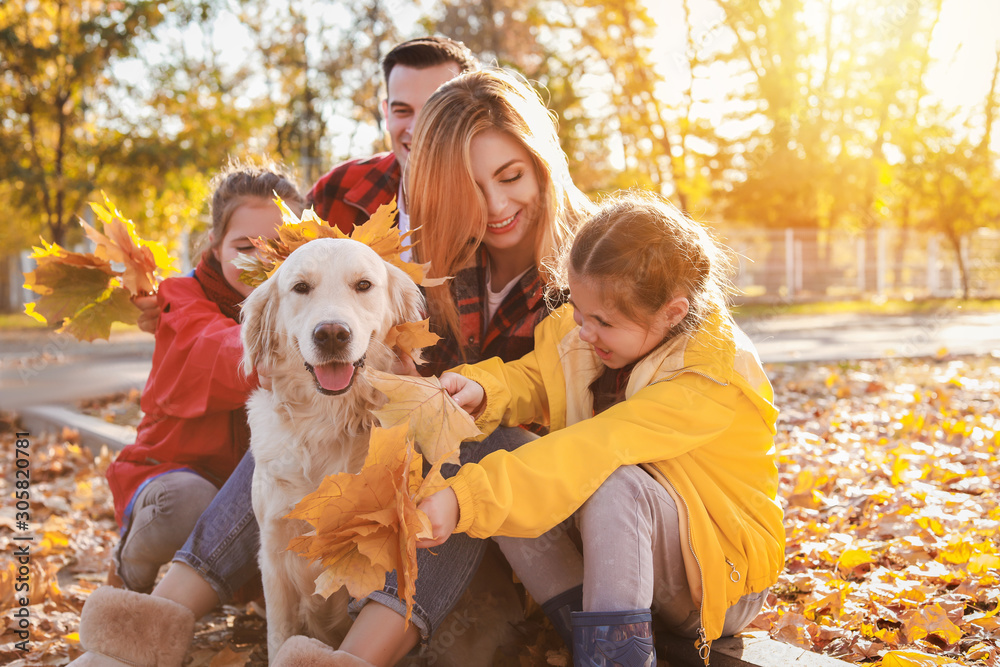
[571,609,656,667]
[541,584,583,650]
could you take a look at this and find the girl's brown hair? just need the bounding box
[558,190,735,338]
[207,157,305,251]
[405,68,593,356]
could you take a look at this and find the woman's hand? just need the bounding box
[439,372,485,415]
[415,487,460,549]
[133,294,160,334]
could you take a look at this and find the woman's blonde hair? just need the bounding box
[557,190,736,338]
[405,68,593,352]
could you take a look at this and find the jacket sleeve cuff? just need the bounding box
[451,362,509,433]
[449,474,477,535]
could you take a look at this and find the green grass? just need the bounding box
[732,297,1000,319]
[0,312,50,331]
[0,311,142,333]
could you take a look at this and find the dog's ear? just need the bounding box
[386,263,426,326]
[240,275,281,377]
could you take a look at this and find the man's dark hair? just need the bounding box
[381,36,478,83]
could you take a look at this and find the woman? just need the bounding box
[71,68,592,667]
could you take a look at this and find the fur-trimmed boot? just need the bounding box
[571,609,656,667]
[270,636,376,666]
[68,587,195,667]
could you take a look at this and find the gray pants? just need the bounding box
[496,465,764,637]
[115,471,218,593]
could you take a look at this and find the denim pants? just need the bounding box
[172,426,536,638]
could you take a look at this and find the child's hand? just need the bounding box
[415,487,460,548]
[133,294,160,334]
[440,372,485,415]
[256,366,273,391]
[390,348,419,376]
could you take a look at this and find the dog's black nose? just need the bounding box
[313,321,351,354]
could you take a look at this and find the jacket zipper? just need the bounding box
[653,364,732,663]
[662,475,712,665]
[726,557,741,582]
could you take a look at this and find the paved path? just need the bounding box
[742,310,1000,364]
[2,309,999,410]
[0,329,153,411]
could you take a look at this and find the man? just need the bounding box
[136,36,477,333]
[309,36,478,234]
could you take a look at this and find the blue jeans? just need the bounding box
[173,451,260,602]
[351,426,536,641]
[172,426,536,637]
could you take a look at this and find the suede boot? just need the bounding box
[540,584,583,650]
[68,587,195,667]
[270,636,376,667]
[571,609,656,667]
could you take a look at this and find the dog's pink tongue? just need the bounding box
[314,362,355,392]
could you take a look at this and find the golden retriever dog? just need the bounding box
[241,238,522,664]
[242,238,423,658]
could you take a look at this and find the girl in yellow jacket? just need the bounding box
[417,190,784,666]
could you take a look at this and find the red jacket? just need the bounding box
[106,276,258,527]
[308,152,400,232]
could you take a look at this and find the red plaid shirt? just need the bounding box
[423,247,563,376]
[308,152,400,233]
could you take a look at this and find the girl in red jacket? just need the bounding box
[106,160,305,593]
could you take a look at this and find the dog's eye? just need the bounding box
[292,281,311,295]
[355,280,372,292]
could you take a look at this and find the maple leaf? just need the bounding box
[22,195,174,340]
[83,191,177,295]
[287,424,448,623]
[236,197,449,289]
[364,369,481,466]
[23,257,122,325]
[61,286,139,341]
[902,604,963,645]
[384,319,441,366]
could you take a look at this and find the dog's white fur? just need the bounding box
[242,238,424,657]
[242,237,525,665]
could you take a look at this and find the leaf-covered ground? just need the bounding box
[1,354,998,666]
[754,354,1000,666]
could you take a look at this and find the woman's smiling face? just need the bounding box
[468,129,541,260]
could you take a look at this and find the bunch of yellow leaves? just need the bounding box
[286,424,450,623]
[234,197,446,289]
[22,193,176,341]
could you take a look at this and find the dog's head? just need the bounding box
[240,238,425,396]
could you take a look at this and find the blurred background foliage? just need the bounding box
[1,0,997,294]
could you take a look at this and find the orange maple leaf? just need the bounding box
[287,423,447,623]
[22,196,175,341]
[901,603,963,645]
[83,192,176,296]
[364,369,480,466]
[385,319,441,366]
[237,197,447,289]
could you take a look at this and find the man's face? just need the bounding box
[382,62,462,171]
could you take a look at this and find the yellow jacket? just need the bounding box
[448,304,783,643]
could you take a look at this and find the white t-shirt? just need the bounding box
[484,261,531,324]
[397,183,412,263]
